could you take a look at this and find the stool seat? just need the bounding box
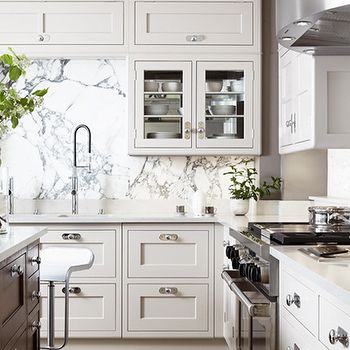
[40,247,94,283]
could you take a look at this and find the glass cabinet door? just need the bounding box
[196,61,254,149]
[134,61,192,149]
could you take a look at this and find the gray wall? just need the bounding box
[260,0,327,200]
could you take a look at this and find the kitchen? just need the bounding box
[0,0,350,349]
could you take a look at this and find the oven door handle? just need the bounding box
[222,271,256,316]
[222,270,272,317]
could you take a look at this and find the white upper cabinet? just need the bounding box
[0,2,124,45]
[134,1,253,46]
[279,50,350,154]
[129,56,261,155]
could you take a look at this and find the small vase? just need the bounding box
[230,199,250,216]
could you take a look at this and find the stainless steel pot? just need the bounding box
[308,206,350,227]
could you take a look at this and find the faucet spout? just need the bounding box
[72,124,92,215]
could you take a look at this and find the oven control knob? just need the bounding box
[226,246,234,259]
[231,257,240,269]
[239,262,246,277]
[251,265,261,282]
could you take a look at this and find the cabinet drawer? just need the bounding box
[127,284,209,333]
[27,306,40,350]
[3,327,27,350]
[0,2,124,45]
[281,269,318,335]
[0,254,26,349]
[281,308,326,350]
[40,283,116,333]
[135,1,253,46]
[41,229,116,278]
[126,226,210,278]
[320,297,350,349]
[27,272,40,314]
[27,244,40,278]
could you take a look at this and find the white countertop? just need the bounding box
[0,227,47,262]
[271,245,350,305]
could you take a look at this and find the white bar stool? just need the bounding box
[40,247,94,350]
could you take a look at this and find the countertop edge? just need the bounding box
[0,227,47,262]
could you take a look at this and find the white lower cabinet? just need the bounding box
[40,283,117,335]
[279,264,349,350]
[319,297,350,350]
[127,284,209,333]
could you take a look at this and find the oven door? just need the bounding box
[222,270,276,350]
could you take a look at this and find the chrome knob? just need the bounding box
[37,35,44,42]
[31,321,41,331]
[10,264,23,277]
[31,291,41,301]
[329,327,349,346]
[31,256,41,265]
[286,293,301,308]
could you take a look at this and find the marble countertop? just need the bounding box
[271,245,350,305]
[0,227,47,262]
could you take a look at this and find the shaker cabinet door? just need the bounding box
[0,2,124,45]
[135,1,253,46]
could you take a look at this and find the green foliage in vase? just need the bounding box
[224,158,282,201]
[0,48,48,133]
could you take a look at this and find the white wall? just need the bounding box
[328,149,350,198]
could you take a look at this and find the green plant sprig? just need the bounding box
[0,48,48,130]
[224,158,282,201]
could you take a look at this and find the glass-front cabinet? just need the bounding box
[130,59,259,155]
[134,61,192,148]
[196,61,254,149]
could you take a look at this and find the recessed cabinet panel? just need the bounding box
[127,284,209,332]
[196,61,254,149]
[127,228,209,278]
[134,61,192,148]
[40,283,116,333]
[135,2,253,46]
[41,229,116,278]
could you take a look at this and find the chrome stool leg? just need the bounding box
[47,281,55,348]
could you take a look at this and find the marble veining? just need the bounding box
[0,59,246,200]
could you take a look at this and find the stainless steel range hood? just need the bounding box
[277,0,350,55]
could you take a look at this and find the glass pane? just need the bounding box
[144,71,183,93]
[144,117,183,139]
[144,94,183,116]
[205,117,244,139]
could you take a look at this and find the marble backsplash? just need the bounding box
[0,59,248,200]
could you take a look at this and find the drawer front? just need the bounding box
[320,297,350,350]
[27,244,40,278]
[27,272,40,314]
[281,308,326,350]
[3,327,27,350]
[281,269,318,335]
[127,284,209,332]
[127,227,209,278]
[27,306,40,350]
[135,1,253,46]
[40,283,116,332]
[41,229,116,278]
[0,254,26,349]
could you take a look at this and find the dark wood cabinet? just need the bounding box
[0,240,40,350]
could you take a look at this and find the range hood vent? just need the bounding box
[277,0,350,55]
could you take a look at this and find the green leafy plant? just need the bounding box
[0,48,48,133]
[224,158,282,201]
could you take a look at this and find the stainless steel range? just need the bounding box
[221,206,350,350]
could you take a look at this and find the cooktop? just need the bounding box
[248,222,350,245]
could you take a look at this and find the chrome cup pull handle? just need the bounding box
[62,286,81,294]
[159,287,178,295]
[10,264,23,277]
[186,34,205,42]
[159,233,178,241]
[62,233,81,240]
